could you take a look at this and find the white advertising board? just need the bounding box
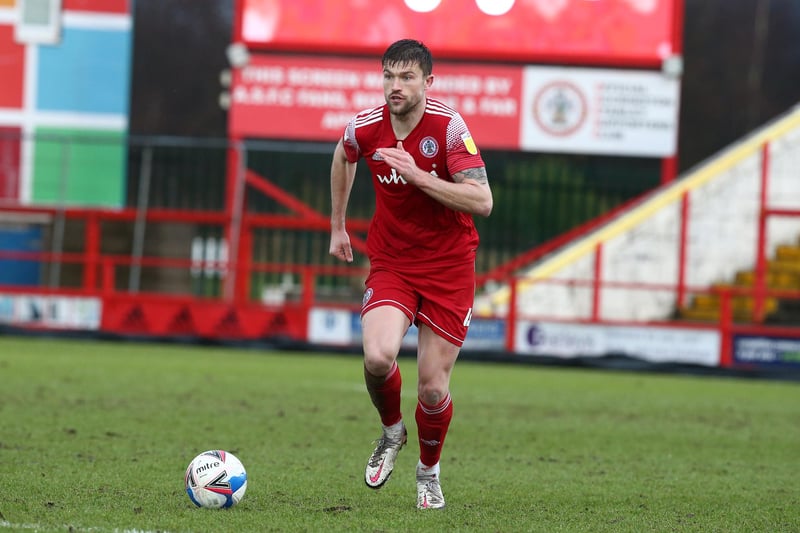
[514,321,720,366]
[0,294,101,330]
[520,67,680,157]
[307,308,353,346]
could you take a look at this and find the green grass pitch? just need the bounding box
[0,334,798,532]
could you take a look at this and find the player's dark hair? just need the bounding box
[382,39,433,77]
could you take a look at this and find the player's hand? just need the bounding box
[377,141,421,185]
[329,229,353,263]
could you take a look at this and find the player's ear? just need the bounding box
[425,74,434,89]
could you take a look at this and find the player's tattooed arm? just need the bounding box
[441,166,491,217]
[453,166,489,185]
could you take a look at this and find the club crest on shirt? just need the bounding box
[461,131,478,155]
[419,136,438,158]
[362,288,373,307]
[372,152,384,161]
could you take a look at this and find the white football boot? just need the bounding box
[364,423,407,489]
[416,462,445,509]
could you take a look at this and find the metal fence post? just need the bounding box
[49,139,70,289]
[224,140,246,302]
[129,145,153,293]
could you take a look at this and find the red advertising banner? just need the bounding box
[229,53,522,149]
[237,0,678,66]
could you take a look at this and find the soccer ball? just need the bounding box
[184,450,248,508]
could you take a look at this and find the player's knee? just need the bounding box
[363,340,397,376]
[417,383,447,406]
[364,357,395,377]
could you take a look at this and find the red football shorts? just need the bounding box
[361,261,476,347]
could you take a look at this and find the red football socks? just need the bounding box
[364,361,403,426]
[415,393,453,467]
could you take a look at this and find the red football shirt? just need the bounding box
[342,98,486,269]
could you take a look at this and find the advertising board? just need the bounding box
[230,54,521,149]
[514,321,720,366]
[0,293,101,330]
[229,54,679,157]
[733,335,800,368]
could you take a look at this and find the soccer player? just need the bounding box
[329,39,492,509]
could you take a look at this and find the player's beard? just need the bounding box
[388,93,422,118]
